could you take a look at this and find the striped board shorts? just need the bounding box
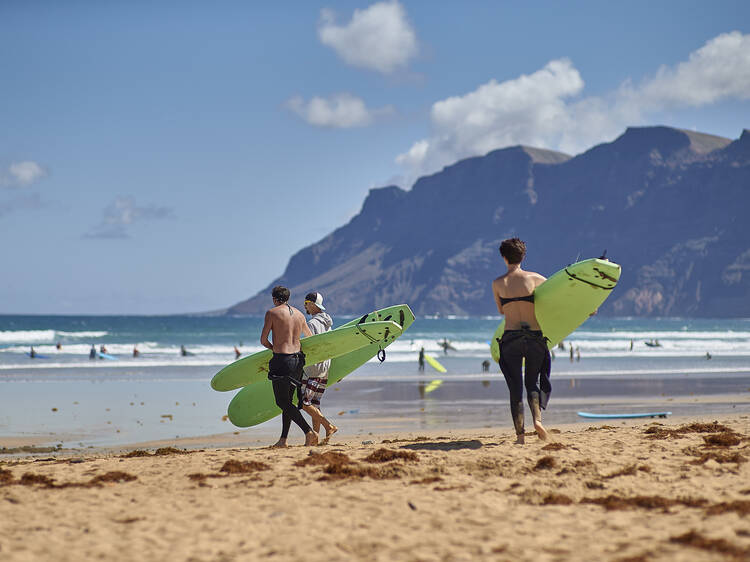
[301,376,327,406]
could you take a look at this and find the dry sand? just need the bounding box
[1,414,749,562]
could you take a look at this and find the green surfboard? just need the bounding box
[490,258,621,363]
[211,320,403,392]
[226,304,415,427]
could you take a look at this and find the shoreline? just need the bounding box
[2,374,749,452]
[1,413,748,561]
[2,394,749,456]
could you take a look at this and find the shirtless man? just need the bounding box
[492,237,550,444]
[261,285,317,447]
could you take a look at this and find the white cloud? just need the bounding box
[638,31,750,108]
[0,160,46,188]
[396,59,586,177]
[318,1,417,74]
[396,31,750,185]
[85,196,174,239]
[287,93,393,128]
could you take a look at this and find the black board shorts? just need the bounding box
[267,351,305,386]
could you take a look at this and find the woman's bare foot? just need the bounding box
[270,438,287,448]
[534,420,549,441]
[304,430,319,446]
[514,433,525,445]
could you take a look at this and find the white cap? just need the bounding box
[305,292,325,311]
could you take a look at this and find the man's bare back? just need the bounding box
[261,301,311,353]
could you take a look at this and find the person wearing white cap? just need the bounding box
[301,291,338,442]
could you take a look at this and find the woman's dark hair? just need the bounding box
[499,238,526,264]
[271,285,290,303]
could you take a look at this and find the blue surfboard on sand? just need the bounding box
[578,411,671,419]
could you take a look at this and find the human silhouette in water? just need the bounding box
[418,347,425,371]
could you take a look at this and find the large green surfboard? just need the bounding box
[211,320,403,392]
[227,304,415,427]
[490,258,621,363]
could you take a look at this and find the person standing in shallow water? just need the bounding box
[261,285,317,447]
[492,237,550,444]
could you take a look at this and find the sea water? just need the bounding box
[1,315,749,447]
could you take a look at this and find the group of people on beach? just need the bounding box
[260,287,338,447]
[263,237,551,447]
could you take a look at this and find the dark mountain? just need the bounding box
[228,126,750,317]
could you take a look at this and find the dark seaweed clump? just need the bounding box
[121,447,191,458]
[534,456,557,470]
[294,452,353,467]
[580,494,706,511]
[219,460,270,474]
[670,530,750,559]
[363,448,418,463]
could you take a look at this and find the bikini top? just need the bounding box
[499,294,535,306]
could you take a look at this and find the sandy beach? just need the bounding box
[1,413,748,562]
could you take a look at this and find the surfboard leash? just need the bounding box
[355,323,387,362]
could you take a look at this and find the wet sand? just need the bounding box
[1,413,749,561]
[2,372,749,448]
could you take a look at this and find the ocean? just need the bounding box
[1,314,749,448]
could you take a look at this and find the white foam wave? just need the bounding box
[0,358,230,371]
[55,330,109,338]
[0,330,56,343]
[572,330,750,340]
[0,329,110,344]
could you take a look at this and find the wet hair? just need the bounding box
[271,285,290,303]
[499,237,526,264]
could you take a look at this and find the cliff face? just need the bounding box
[228,126,750,317]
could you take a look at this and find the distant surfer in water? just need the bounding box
[492,237,550,444]
[439,338,454,354]
[261,285,317,447]
[418,347,425,371]
[301,291,337,443]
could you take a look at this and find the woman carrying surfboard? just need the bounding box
[492,238,550,444]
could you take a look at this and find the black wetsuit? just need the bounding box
[496,294,551,435]
[268,351,311,438]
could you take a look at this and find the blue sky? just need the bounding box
[1,0,748,314]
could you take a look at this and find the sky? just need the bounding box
[1,0,749,315]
